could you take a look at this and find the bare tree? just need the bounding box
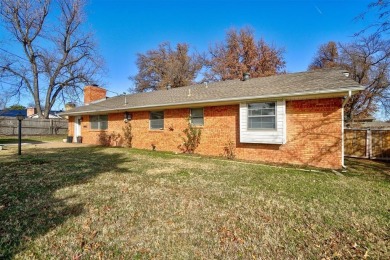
[308,36,390,120]
[205,27,285,81]
[340,35,390,120]
[0,91,10,110]
[0,0,103,118]
[356,0,390,36]
[130,42,203,92]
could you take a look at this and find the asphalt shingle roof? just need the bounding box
[0,110,27,117]
[61,69,364,116]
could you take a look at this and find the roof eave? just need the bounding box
[60,86,365,116]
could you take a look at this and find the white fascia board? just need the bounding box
[61,86,365,116]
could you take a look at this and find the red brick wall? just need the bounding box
[68,98,343,169]
[84,85,107,104]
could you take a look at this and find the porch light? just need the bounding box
[124,112,131,122]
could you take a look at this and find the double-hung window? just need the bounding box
[90,115,108,130]
[247,102,276,129]
[150,111,164,129]
[190,108,204,126]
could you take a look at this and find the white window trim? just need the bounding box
[239,100,286,144]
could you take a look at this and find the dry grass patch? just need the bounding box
[0,147,389,259]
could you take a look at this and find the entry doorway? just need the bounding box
[74,116,81,142]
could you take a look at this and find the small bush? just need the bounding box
[98,131,121,146]
[223,140,235,159]
[179,121,201,154]
[110,131,121,146]
[98,132,110,146]
[122,123,133,148]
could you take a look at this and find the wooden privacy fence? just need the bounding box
[344,129,390,160]
[0,117,68,135]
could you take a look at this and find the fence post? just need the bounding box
[50,119,53,134]
[367,129,372,159]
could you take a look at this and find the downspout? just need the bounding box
[342,90,352,107]
[341,90,352,168]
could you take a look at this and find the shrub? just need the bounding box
[223,140,235,160]
[98,132,110,146]
[179,121,201,154]
[122,123,133,148]
[110,131,121,146]
[98,131,121,146]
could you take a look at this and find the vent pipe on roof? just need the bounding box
[166,84,171,90]
[204,82,208,88]
[243,72,250,81]
[123,92,127,105]
[343,71,350,77]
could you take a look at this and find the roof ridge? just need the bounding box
[61,69,363,116]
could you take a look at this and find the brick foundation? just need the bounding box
[69,98,343,169]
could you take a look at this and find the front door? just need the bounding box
[74,116,81,142]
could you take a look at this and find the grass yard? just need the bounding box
[0,135,67,144]
[0,144,389,259]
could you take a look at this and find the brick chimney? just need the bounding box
[84,85,107,105]
[27,107,37,117]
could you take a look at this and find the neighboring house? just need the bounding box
[346,117,390,129]
[0,109,27,117]
[0,108,63,118]
[28,113,63,119]
[358,121,390,129]
[60,69,364,169]
[26,107,63,118]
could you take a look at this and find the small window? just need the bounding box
[190,108,204,126]
[90,115,108,130]
[248,102,276,129]
[150,111,164,129]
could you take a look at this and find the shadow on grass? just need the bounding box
[0,135,67,145]
[0,137,46,145]
[0,147,129,258]
[345,157,390,180]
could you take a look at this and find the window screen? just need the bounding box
[90,115,108,130]
[190,108,204,126]
[247,102,276,129]
[150,111,164,129]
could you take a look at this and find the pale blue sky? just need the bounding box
[0,0,376,109]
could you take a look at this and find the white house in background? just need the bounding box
[27,107,63,119]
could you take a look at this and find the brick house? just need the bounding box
[61,69,364,169]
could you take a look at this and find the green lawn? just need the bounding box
[0,144,389,259]
[0,135,67,144]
